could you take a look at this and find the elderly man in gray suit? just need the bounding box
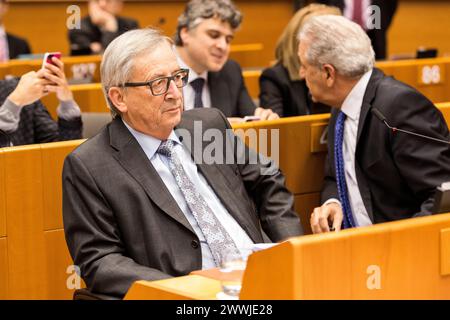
[62,28,303,299]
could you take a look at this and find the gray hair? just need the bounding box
[100,28,173,118]
[174,0,242,46]
[298,15,375,78]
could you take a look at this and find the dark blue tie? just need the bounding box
[334,112,357,229]
[190,78,205,108]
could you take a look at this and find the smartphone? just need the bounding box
[243,115,261,122]
[42,52,62,68]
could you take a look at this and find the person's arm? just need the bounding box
[0,99,22,132]
[387,90,450,216]
[219,110,303,240]
[259,68,284,116]
[56,100,83,141]
[63,153,172,298]
[0,71,52,135]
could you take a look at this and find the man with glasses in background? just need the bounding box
[62,28,303,299]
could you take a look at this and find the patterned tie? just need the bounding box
[190,78,205,108]
[334,112,357,229]
[157,139,240,266]
[352,0,365,30]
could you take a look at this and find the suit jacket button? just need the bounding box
[191,240,199,249]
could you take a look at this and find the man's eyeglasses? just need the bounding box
[122,69,189,96]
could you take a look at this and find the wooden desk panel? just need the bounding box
[243,69,261,100]
[4,1,291,68]
[233,114,329,195]
[240,213,450,299]
[378,57,450,104]
[41,140,84,231]
[44,229,77,300]
[294,193,320,235]
[125,276,222,300]
[0,151,5,238]
[436,102,450,126]
[3,145,47,299]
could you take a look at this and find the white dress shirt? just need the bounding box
[325,69,373,227]
[0,25,10,62]
[122,120,254,269]
[176,53,212,111]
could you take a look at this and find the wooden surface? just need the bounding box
[0,151,5,238]
[0,238,7,299]
[0,140,84,299]
[294,193,320,235]
[378,57,450,104]
[44,229,79,299]
[388,1,450,58]
[233,114,330,195]
[3,145,47,299]
[1,103,449,299]
[241,213,450,299]
[41,141,81,230]
[3,1,292,68]
[124,213,450,299]
[125,276,222,300]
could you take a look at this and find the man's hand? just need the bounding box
[254,107,280,121]
[42,57,74,102]
[89,0,118,32]
[7,70,52,107]
[310,202,343,234]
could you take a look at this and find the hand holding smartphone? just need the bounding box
[42,52,62,68]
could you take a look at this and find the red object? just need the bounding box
[352,0,365,29]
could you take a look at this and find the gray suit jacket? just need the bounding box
[63,108,302,298]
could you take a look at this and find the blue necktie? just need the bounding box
[157,140,240,266]
[334,112,357,229]
[190,78,205,108]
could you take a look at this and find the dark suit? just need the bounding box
[316,0,398,59]
[208,60,256,117]
[259,62,330,117]
[0,78,82,147]
[6,33,31,59]
[68,16,139,55]
[322,68,450,223]
[63,108,303,298]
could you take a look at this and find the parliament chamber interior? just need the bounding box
[1,0,450,302]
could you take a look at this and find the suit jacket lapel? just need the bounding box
[108,118,194,233]
[176,116,264,243]
[354,68,384,222]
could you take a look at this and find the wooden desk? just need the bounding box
[125,213,450,300]
[0,140,84,299]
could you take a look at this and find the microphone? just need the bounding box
[371,108,450,145]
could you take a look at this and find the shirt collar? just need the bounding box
[341,69,373,120]
[122,119,182,159]
[175,49,208,83]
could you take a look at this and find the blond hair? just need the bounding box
[275,4,341,81]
